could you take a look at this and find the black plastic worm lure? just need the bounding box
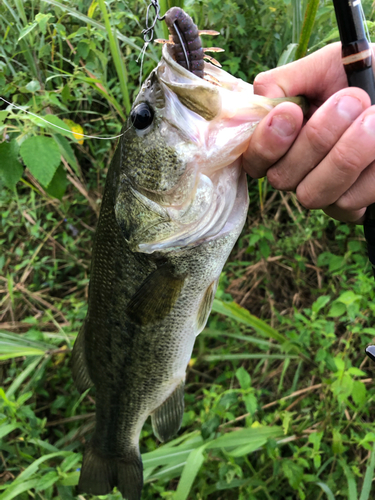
[164,7,205,78]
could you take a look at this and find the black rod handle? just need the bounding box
[333,0,375,277]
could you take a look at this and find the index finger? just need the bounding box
[254,43,349,103]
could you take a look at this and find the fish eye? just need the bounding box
[131,103,154,130]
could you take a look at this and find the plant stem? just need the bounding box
[295,0,320,60]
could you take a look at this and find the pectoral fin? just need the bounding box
[71,323,93,393]
[151,380,185,442]
[126,266,186,326]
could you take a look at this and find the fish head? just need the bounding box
[115,46,284,253]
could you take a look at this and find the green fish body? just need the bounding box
[72,42,305,500]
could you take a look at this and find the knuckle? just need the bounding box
[336,190,361,212]
[253,140,279,165]
[253,71,271,90]
[267,167,294,191]
[305,121,335,156]
[331,145,361,177]
[296,184,315,209]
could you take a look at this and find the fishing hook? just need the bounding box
[142,0,165,43]
[172,20,190,71]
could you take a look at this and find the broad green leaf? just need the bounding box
[236,366,251,390]
[45,164,68,200]
[174,446,206,500]
[328,302,346,318]
[56,471,79,487]
[0,140,23,189]
[0,111,9,124]
[329,255,345,272]
[38,114,77,141]
[337,291,361,305]
[20,135,61,187]
[282,460,303,489]
[25,80,41,92]
[0,424,18,440]
[35,12,53,34]
[312,295,330,313]
[52,134,79,175]
[352,381,367,407]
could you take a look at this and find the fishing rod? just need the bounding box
[332,0,375,363]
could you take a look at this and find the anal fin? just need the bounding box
[71,323,93,393]
[151,380,185,442]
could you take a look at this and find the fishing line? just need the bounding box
[360,1,375,60]
[0,96,125,140]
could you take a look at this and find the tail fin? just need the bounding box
[117,455,143,500]
[79,442,143,500]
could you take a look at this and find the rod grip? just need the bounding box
[347,66,375,104]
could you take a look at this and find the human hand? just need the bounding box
[243,42,375,223]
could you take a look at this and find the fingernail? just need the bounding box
[363,113,375,135]
[337,95,363,121]
[270,114,296,137]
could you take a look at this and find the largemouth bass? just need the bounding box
[72,9,305,499]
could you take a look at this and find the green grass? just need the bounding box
[1,0,375,499]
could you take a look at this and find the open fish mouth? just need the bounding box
[125,43,305,255]
[130,45,264,254]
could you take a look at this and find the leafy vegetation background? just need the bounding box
[1,0,375,499]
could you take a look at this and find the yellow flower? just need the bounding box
[63,119,84,145]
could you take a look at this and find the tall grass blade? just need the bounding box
[0,479,40,500]
[359,442,375,500]
[212,299,290,346]
[174,445,206,500]
[97,0,131,114]
[6,356,42,398]
[0,331,52,360]
[202,328,282,349]
[202,353,297,362]
[340,460,358,500]
[316,482,336,500]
